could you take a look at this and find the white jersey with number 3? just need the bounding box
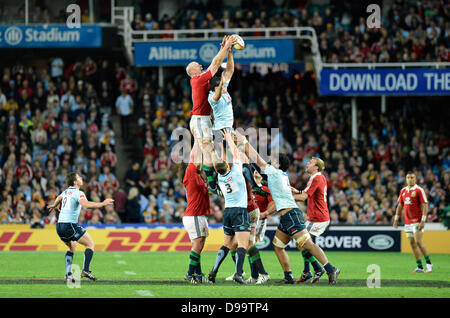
[218,159,248,209]
[58,187,86,223]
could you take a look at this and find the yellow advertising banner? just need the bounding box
[401,230,450,254]
[0,225,225,252]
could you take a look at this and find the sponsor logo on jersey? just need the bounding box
[411,191,416,197]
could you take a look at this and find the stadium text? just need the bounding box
[320,68,450,95]
[315,236,362,249]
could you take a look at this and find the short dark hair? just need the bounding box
[210,76,222,92]
[66,172,78,186]
[279,154,291,172]
[406,171,415,176]
[214,160,228,175]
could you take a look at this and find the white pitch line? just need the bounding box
[116,260,127,265]
[113,254,122,258]
[124,271,136,275]
[136,290,154,297]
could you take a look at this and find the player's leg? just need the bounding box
[225,239,238,281]
[272,229,295,284]
[183,216,209,283]
[234,230,250,283]
[208,233,233,283]
[414,230,432,272]
[297,230,340,285]
[63,240,76,282]
[408,234,424,272]
[77,230,97,280]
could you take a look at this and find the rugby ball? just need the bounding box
[233,34,245,50]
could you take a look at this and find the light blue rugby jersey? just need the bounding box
[208,82,234,130]
[57,187,86,223]
[217,159,248,209]
[264,164,298,211]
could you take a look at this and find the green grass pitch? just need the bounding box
[0,251,449,298]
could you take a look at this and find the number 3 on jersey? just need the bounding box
[222,181,238,194]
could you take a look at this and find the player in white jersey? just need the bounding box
[208,46,234,133]
[208,131,250,284]
[48,172,114,282]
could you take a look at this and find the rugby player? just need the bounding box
[178,141,212,284]
[394,172,433,273]
[236,131,340,285]
[292,157,329,284]
[208,131,250,284]
[48,172,114,282]
[186,35,236,194]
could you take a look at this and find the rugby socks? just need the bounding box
[203,165,217,190]
[83,248,94,272]
[230,250,237,263]
[247,252,258,279]
[188,250,201,276]
[424,255,432,265]
[65,251,74,275]
[324,262,337,274]
[284,271,294,281]
[248,245,268,276]
[235,247,246,276]
[302,250,323,273]
[212,246,229,273]
[416,259,423,269]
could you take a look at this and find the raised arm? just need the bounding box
[223,130,239,161]
[223,49,234,82]
[207,35,235,76]
[235,130,267,171]
[211,72,226,102]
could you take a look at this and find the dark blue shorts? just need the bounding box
[56,223,86,243]
[277,208,306,236]
[223,207,250,236]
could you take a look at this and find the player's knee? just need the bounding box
[295,232,311,250]
[273,236,287,249]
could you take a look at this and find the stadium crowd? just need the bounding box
[0,57,124,226]
[0,0,448,227]
[129,0,450,63]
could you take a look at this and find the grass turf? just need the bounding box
[0,251,449,298]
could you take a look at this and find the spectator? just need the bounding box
[126,187,141,222]
[115,89,134,140]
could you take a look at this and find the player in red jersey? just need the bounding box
[394,172,432,273]
[178,141,212,284]
[293,157,330,284]
[186,35,236,194]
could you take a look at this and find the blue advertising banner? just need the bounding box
[134,39,294,66]
[256,229,401,252]
[320,68,450,96]
[0,25,102,48]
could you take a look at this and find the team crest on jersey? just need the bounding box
[411,191,416,197]
[68,192,72,195]
[227,177,232,181]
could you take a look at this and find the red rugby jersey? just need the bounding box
[304,172,330,222]
[190,70,212,116]
[245,179,259,213]
[252,185,274,213]
[397,184,427,224]
[183,163,211,216]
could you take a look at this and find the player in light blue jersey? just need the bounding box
[235,131,340,285]
[208,131,250,284]
[48,172,114,283]
[208,46,234,132]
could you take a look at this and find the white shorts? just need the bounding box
[190,115,213,140]
[305,220,330,237]
[248,208,260,228]
[404,223,424,238]
[255,217,267,243]
[182,215,209,241]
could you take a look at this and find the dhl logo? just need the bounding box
[105,231,192,252]
[0,231,38,251]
